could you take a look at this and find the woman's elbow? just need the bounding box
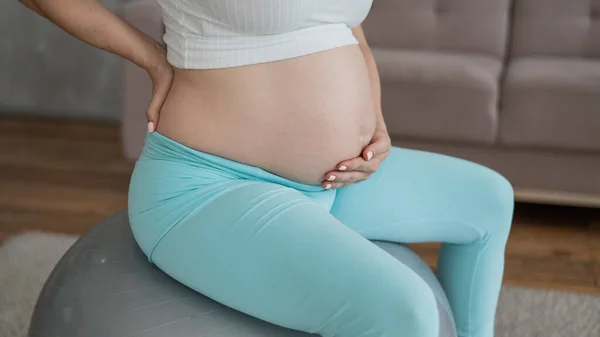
[19,0,47,18]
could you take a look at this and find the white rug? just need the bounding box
[0,232,77,337]
[0,232,599,337]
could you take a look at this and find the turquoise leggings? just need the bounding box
[128,131,514,337]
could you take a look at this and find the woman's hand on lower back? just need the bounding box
[146,44,174,132]
[321,129,391,189]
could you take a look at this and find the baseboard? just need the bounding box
[514,188,600,208]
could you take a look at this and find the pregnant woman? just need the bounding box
[20,0,514,336]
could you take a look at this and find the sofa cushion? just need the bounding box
[511,0,600,58]
[373,49,502,144]
[500,57,600,152]
[363,0,511,58]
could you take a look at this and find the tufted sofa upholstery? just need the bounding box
[364,0,511,144]
[361,0,600,206]
[500,0,600,152]
[120,0,600,207]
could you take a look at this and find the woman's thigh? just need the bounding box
[330,146,514,243]
[148,181,439,337]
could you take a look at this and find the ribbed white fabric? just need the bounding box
[156,0,374,69]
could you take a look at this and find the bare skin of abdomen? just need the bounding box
[156,45,377,185]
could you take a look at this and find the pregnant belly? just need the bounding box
[156,45,377,185]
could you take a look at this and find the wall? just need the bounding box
[0,0,128,121]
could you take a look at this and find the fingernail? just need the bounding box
[327,175,336,181]
[367,151,373,161]
[339,165,347,171]
[325,183,332,189]
[147,121,155,133]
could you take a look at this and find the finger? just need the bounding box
[362,134,390,161]
[145,100,160,133]
[146,78,173,132]
[146,88,160,123]
[146,91,166,132]
[362,147,374,161]
[323,182,347,189]
[322,177,368,190]
[323,181,352,189]
[336,156,368,172]
[323,171,370,185]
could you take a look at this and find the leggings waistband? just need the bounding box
[141,131,326,193]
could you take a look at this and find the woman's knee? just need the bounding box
[323,269,440,337]
[365,272,439,337]
[385,283,440,337]
[469,164,515,238]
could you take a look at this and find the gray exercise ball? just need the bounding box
[29,211,456,337]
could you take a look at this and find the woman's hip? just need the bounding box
[127,131,336,258]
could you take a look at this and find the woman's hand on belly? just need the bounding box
[321,129,391,189]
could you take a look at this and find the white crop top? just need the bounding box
[156,0,373,69]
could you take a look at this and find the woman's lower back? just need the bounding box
[156,45,377,185]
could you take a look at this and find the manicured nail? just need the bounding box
[327,175,336,181]
[325,183,332,189]
[367,151,373,161]
[339,165,347,171]
[147,121,155,133]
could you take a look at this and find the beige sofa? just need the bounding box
[121,0,600,207]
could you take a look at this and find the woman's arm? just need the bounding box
[19,0,45,17]
[352,25,387,133]
[18,0,165,72]
[17,0,172,129]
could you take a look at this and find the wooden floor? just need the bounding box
[1,115,599,295]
